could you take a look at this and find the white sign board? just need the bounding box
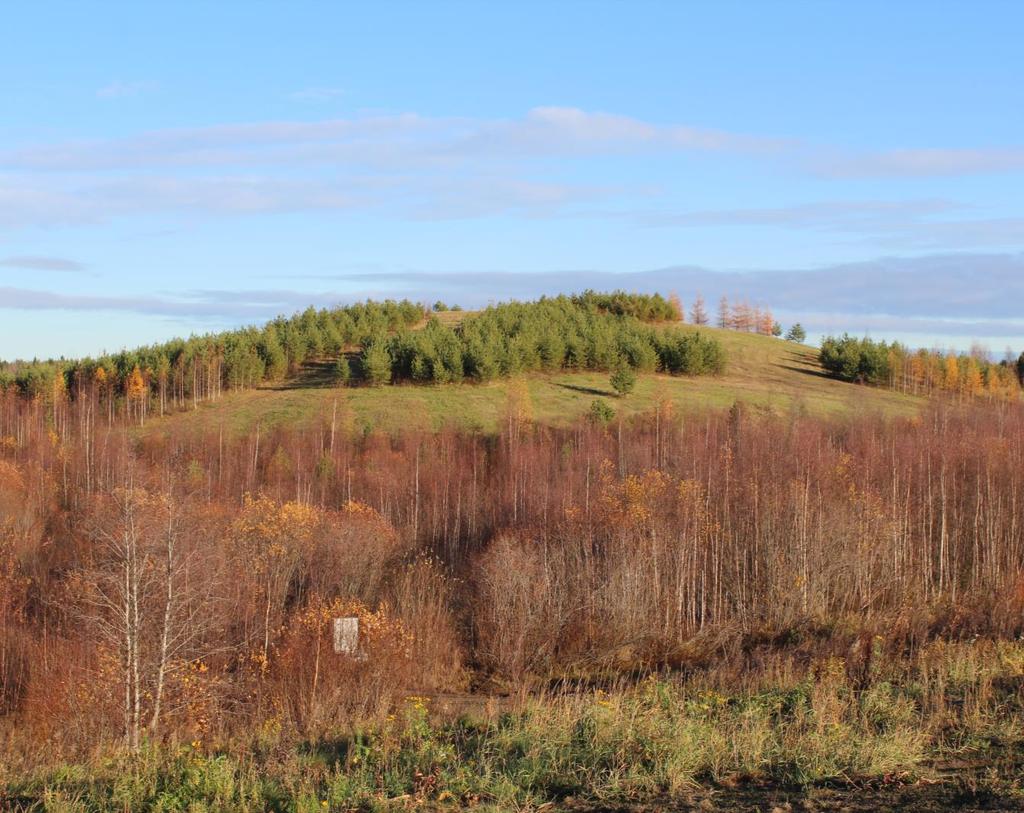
[333,616,360,655]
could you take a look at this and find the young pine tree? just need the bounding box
[334,354,351,386]
[610,359,636,397]
[361,342,392,387]
[589,398,616,425]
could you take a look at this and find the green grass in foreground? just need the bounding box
[146,327,921,438]
[7,640,1024,812]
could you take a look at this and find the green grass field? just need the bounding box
[145,324,920,437]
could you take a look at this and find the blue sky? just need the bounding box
[2,1,1023,359]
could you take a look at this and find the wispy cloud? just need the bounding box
[2,107,1024,244]
[0,107,780,173]
[5,108,1024,183]
[0,286,352,320]
[448,107,789,158]
[289,87,345,102]
[0,255,86,272]
[85,176,359,215]
[779,311,1024,343]
[96,80,159,99]
[815,147,1024,178]
[641,199,959,229]
[0,173,618,226]
[638,199,1024,251]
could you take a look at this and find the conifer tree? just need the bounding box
[334,355,351,386]
[361,341,392,387]
[785,323,806,343]
[610,359,636,397]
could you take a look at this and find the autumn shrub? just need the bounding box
[473,534,592,681]
[270,596,414,734]
[226,496,418,734]
[388,557,465,693]
[305,499,410,603]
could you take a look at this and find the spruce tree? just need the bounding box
[785,323,807,343]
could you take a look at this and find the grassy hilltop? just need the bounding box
[147,320,920,437]
[2,292,924,437]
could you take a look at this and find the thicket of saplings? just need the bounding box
[0,292,722,419]
[2,379,1024,806]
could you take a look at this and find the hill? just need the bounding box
[145,321,921,437]
[7,296,1024,812]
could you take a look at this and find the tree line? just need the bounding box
[0,299,424,412]
[820,334,1024,400]
[0,292,725,423]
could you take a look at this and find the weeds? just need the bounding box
[6,640,1023,811]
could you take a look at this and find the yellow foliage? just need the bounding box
[961,357,983,396]
[942,355,959,392]
[290,594,414,658]
[126,365,147,400]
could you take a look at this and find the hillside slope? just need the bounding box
[144,323,921,436]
